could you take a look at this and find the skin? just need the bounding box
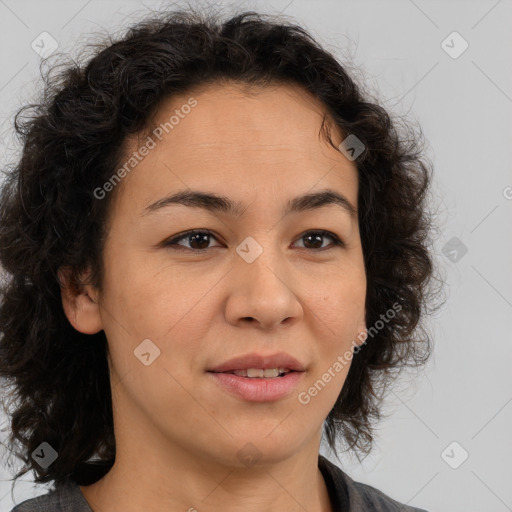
[60,81,367,512]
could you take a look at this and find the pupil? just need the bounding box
[190,233,210,249]
[304,234,322,249]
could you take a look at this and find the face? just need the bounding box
[63,81,367,470]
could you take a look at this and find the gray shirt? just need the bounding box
[10,455,429,511]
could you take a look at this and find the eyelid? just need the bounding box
[162,229,222,251]
[162,229,344,251]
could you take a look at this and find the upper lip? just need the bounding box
[208,352,306,373]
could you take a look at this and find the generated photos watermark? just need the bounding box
[297,302,402,404]
[94,97,198,200]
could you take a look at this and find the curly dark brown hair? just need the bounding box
[0,6,442,492]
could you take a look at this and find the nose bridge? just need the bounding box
[235,231,287,289]
[227,231,302,329]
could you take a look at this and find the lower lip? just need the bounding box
[207,371,304,402]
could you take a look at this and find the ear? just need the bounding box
[58,266,103,335]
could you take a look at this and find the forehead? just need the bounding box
[141,80,343,152]
[110,81,357,224]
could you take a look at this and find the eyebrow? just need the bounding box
[141,188,357,219]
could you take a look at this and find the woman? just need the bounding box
[0,7,439,512]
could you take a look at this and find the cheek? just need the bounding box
[102,247,201,335]
[297,282,365,414]
[311,273,366,335]
[103,263,222,388]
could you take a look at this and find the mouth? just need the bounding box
[207,353,306,402]
[208,351,305,374]
[207,370,304,402]
[211,368,295,378]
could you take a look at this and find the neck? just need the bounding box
[79,377,333,512]
[80,438,332,512]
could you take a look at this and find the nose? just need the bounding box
[224,244,303,331]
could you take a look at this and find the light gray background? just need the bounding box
[0,1,511,511]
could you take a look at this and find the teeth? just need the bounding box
[232,368,290,378]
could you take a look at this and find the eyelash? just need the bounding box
[162,229,344,253]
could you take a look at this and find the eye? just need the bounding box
[162,229,221,252]
[294,230,344,250]
[162,229,344,252]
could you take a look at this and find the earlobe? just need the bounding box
[58,266,103,335]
